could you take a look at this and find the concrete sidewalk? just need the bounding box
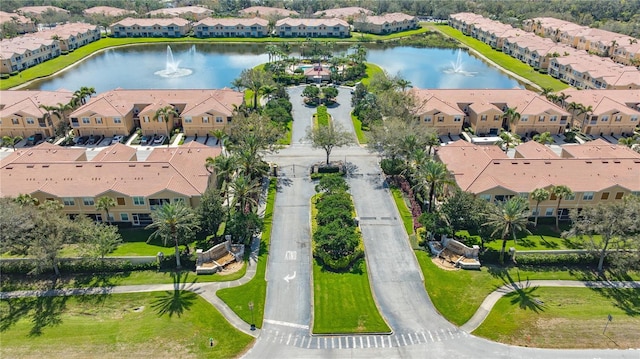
[459,280,640,333]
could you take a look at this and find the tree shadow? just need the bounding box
[504,285,545,313]
[277,176,293,189]
[579,269,640,317]
[151,271,198,318]
[72,271,130,306]
[0,293,69,337]
[537,236,559,249]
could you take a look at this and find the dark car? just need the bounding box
[26,133,43,146]
[140,135,150,145]
[87,135,103,145]
[76,135,90,145]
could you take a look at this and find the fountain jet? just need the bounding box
[444,49,477,77]
[155,46,192,78]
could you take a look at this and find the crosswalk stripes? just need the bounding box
[260,328,467,350]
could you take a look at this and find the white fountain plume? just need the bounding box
[444,49,477,77]
[155,45,192,78]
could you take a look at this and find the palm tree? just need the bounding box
[72,86,96,106]
[502,107,521,131]
[417,160,454,213]
[578,104,593,130]
[483,196,532,264]
[14,193,38,206]
[618,136,638,147]
[551,185,573,231]
[2,135,23,150]
[153,105,179,145]
[146,203,200,269]
[533,131,554,144]
[426,131,440,155]
[556,92,571,108]
[206,155,239,212]
[499,131,514,152]
[539,87,553,98]
[95,196,116,224]
[229,175,261,214]
[260,84,277,103]
[396,78,413,92]
[210,128,228,148]
[530,188,550,227]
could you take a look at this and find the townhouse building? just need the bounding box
[0,36,60,74]
[556,89,640,136]
[32,22,101,52]
[612,41,640,67]
[0,90,74,138]
[411,89,570,136]
[193,17,268,38]
[147,6,213,21]
[353,12,418,35]
[16,6,69,17]
[549,54,640,89]
[83,6,135,17]
[239,6,299,18]
[448,12,484,35]
[0,141,220,226]
[0,11,37,36]
[313,7,372,20]
[69,89,243,137]
[275,18,350,38]
[110,17,191,38]
[435,140,640,220]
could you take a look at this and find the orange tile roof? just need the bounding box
[314,7,372,18]
[514,141,559,159]
[561,139,640,159]
[195,17,268,27]
[1,143,85,167]
[112,17,190,27]
[91,143,137,162]
[0,90,73,117]
[83,6,134,16]
[276,17,349,27]
[16,6,69,15]
[239,6,298,17]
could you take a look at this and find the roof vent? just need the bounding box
[76,164,82,167]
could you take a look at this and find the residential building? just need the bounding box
[313,7,372,20]
[239,6,299,18]
[275,18,350,38]
[435,140,640,220]
[193,18,268,38]
[556,89,640,136]
[353,12,418,34]
[410,89,570,136]
[69,89,243,137]
[448,12,484,35]
[612,41,640,67]
[0,36,60,74]
[548,54,640,89]
[31,23,101,52]
[0,90,73,138]
[16,6,69,17]
[0,141,220,225]
[110,17,191,38]
[147,6,213,21]
[0,11,37,36]
[83,6,135,17]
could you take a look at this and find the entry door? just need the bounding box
[132,214,140,226]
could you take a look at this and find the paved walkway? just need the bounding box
[460,280,640,333]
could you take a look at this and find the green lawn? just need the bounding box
[0,292,254,358]
[473,287,640,349]
[351,112,368,144]
[312,260,390,334]
[216,178,277,328]
[361,62,384,87]
[390,188,414,237]
[351,26,432,42]
[430,24,569,91]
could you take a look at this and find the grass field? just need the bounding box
[351,112,368,144]
[473,287,640,348]
[216,178,277,328]
[0,291,254,358]
[361,62,384,87]
[430,24,569,91]
[390,188,414,237]
[312,260,390,334]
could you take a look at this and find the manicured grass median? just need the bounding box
[390,188,414,237]
[0,292,254,358]
[473,287,640,349]
[216,178,277,328]
[351,112,368,144]
[312,260,390,334]
[430,24,569,91]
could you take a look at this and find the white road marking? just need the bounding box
[286,333,292,345]
[352,337,356,348]
[339,337,342,349]
[359,336,363,348]
[381,336,385,348]
[421,332,428,342]
[331,337,335,349]
[374,336,378,348]
[283,271,296,282]
[263,319,309,330]
[285,251,296,260]
[366,336,371,348]
[429,331,434,342]
[389,336,393,348]
[324,337,327,349]
[448,328,454,339]
[306,336,312,349]
[395,336,400,347]
[300,336,306,348]
[401,334,407,346]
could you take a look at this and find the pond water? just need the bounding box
[28,43,522,92]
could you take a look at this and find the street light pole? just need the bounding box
[248,301,255,331]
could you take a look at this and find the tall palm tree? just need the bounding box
[557,92,571,108]
[260,84,277,103]
[499,131,514,152]
[530,188,550,227]
[502,107,521,132]
[533,131,554,145]
[206,155,238,208]
[146,203,200,269]
[95,196,116,224]
[229,175,261,214]
[396,78,413,92]
[579,105,594,131]
[539,87,553,98]
[551,185,573,231]
[483,196,532,264]
[426,131,440,155]
[153,105,179,145]
[2,135,23,150]
[210,128,228,148]
[417,160,454,213]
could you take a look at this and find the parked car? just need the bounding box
[153,135,166,145]
[25,133,43,146]
[87,135,103,145]
[140,135,150,145]
[76,136,90,145]
[111,135,124,145]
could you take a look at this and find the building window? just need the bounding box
[521,116,528,122]
[531,209,539,216]
[550,116,557,122]
[143,116,150,122]
[631,116,638,122]
[83,197,95,206]
[114,117,121,124]
[538,116,545,122]
[424,116,432,122]
[82,117,90,124]
[454,116,462,122]
[117,197,125,205]
[120,213,129,221]
[615,115,622,122]
[63,197,75,206]
[437,116,444,122]
[203,117,209,123]
[133,196,145,205]
[173,197,185,204]
[184,117,192,123]
[565,193,575,201]
[216,116,223,123]
[479,194,491,201]
[545,207,554,216]
[583,192,594,200]
[481,115,487,121]
[95,117,103,124]
[601,116,608,122]
[615,192,624,199]
[494,115,500,121]
[519,192,529,198]
[26,118,35,124]
[12,118,19,125]
[601,192,609,200]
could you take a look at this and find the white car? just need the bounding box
[111,135,124,145]
[153,135,166,145]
